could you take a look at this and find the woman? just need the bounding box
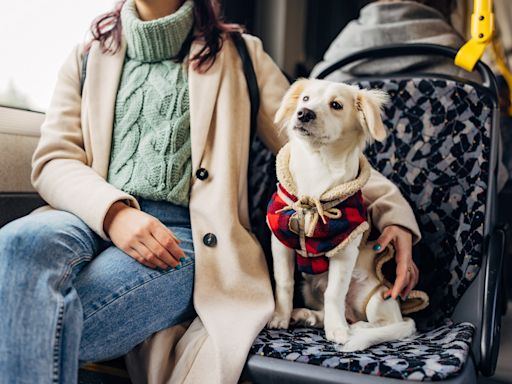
[0,0,421,383]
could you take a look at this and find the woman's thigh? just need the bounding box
[77,226,195,362]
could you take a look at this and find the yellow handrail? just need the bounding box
[455,0,494,72]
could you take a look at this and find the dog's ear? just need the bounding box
[274,79,308,127]
[355,89,389,142]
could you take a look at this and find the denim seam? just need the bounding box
[52,253,92,383]
[55,254,93,291]
[82,260,194,322]
[52,299,65,384]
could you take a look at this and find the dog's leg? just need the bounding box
[291,308,324,327]
[366,290,404,325]
[323,234,362,344]
[350,321,374,330]
[267,234,296,329]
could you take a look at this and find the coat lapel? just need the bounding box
[85,40,127,177]
[188,40,224,174]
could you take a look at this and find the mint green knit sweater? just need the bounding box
[107,0,193,206]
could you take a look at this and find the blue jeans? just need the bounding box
[0,198,195,384]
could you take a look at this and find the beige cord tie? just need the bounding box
[276,195,343,256]
[276,196,342,225]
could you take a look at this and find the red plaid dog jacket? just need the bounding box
[267,183,368,274]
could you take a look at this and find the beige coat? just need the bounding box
[31,34,421,384]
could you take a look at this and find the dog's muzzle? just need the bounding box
[297,108,316,123]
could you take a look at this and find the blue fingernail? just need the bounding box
[175,264,181,270]
[373,244,382,251]
[179,257,186,263]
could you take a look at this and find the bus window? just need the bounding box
[0,0,114,112]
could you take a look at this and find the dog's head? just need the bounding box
[274,79,389,149]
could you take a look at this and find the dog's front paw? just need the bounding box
[325,326,350,344]
[267,311,291,329]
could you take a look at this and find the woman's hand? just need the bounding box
[374,225,419,300]
[103,201,185,269]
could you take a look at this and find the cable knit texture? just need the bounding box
[107,0,193,206]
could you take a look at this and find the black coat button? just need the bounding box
[203,233,217,247]
[196,168,209,180]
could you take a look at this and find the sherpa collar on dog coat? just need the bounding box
[267,144,371,274]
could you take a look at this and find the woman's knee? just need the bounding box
[0,210,98,266]
[78,260,195,362]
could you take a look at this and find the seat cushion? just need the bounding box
[250,322,475,381]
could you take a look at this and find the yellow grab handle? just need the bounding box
[455,0,494,72]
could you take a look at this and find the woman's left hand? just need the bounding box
[374,225,419,300]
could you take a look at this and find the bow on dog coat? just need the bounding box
[267,144,371,274]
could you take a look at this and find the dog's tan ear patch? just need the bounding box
[356,89,389,142]
[274,79,308,127]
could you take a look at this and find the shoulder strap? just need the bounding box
[80,35,260,141]
[230,32,260,143]
[80,50,89,95]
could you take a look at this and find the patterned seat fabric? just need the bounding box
[248,77,494,380]
[361,78,492,330]
[251,322,475,381]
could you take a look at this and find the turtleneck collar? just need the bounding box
[121,0,194,62]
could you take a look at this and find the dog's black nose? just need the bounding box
[297,108,316,123]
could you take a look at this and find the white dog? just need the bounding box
[266,79,416,352]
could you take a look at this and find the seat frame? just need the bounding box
[244,354,477,384]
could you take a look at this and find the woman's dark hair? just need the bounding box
[87,0,242,71]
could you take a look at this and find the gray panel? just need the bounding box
[244,355,477,384]
[0,133,39,193]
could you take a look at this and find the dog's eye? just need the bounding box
[303,96,309,102]
[330,101,343,110]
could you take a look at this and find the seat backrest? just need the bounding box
[0,108,46,227]
[352,76,497,329]
[248,75,498,329]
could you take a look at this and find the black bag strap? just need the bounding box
[80,33,259,140]
[80,50,89,95]
[230,32,260,143]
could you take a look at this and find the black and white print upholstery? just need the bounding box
[360,78,492,330]
[247,77,493,380]
[251,322,474,381]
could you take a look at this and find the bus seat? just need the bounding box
[244,44,506,383]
